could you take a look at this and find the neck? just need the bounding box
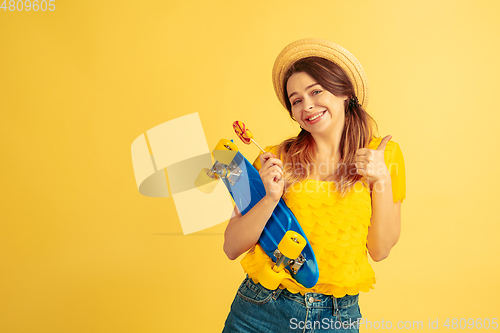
[310,127,343,162]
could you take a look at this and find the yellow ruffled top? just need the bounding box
[240,137,406,297]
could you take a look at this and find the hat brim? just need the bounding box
[272,38,369,110]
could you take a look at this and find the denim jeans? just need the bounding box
[222,276,362,332]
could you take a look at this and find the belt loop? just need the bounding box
[332,296,338,317]
[272,287,283,300]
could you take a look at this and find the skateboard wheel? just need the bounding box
[194,168,218,194]
[214,139,239,152]
[258,261,288,290]
[278,231,306,260]
[213,139,239,165]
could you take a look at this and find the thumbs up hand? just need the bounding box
[355,135,392,183]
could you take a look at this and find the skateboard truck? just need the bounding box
[258,231,307,290]
[273,249,306,274]
[209,139,243,185]
[209,160,242,186]
[194,139,243,193]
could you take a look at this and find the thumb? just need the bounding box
[377,135,392,151]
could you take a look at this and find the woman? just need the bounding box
[222,39,406,332]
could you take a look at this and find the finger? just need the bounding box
[377,135,392,151]
[355,162,365,170]
[265,158,283,170]
[355,155,370,163]
[356,168,365,176]
[262,168,283,182]
[270,166,284,178]
[356,148,371,156]
[259,152,274,165]
[266,170,282,182]
[268,169,283,179]
[259,152,276,166]
[271,158,283,169]
[261,165,280,177]
[263,157,282,170]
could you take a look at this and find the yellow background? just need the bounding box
[1,0,499,332]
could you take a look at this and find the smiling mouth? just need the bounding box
[306,111,326,122]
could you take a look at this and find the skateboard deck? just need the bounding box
[212,140,319,289]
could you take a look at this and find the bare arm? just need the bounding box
[367,177,401,261]
[223,197,279,260]
[223,152,284,260]
[355,136,402,262]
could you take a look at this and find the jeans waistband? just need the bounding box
[245,275,359,312]
[279,286,359,309]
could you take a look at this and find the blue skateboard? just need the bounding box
[196,139,319,290]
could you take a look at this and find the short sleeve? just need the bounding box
[386,142,406,203]
[252,145,279,171]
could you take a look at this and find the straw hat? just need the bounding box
[272,38,369,109]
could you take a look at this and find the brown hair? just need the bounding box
[275,56,379,196]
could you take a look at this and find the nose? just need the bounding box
[303,98,314,112]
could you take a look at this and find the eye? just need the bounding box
[312,90,322,95]
[292,99,302,106]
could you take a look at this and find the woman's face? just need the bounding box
[286,71,347,136]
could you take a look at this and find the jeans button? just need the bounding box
[308,297,315,303]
